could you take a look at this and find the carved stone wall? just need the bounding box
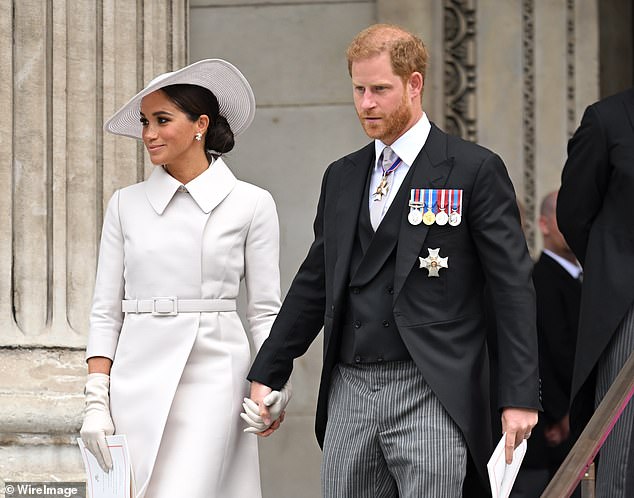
[475,0,598,255]
[522,0,537,250]
[0,0,187,484]
[444,0,477,142]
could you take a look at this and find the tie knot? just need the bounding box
[381,146,397,172]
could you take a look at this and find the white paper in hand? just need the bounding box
[78,434,134,498]
[487,433,527,498]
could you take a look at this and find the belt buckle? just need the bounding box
[152,296,178,316]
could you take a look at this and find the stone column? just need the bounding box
[0,0,188,482]
[380,0,600,254]
[477,0,599,253]
[377,0,446,129]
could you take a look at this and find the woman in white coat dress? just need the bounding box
[79,59,285,498]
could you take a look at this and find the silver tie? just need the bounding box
[370,146,399,231]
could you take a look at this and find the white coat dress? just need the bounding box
[85,158,281,498]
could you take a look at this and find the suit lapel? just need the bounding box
[394,124,454,300]
[332,143,374,304]
[350,164,414,287]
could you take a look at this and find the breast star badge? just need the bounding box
[419,248,448,277]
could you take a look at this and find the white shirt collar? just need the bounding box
[145,157,236,215]
[374,112,431,170]
[543,249,583,279]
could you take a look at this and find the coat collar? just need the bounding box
[331,143,375,305]
[145,157,237,215]
[349,162,416,288]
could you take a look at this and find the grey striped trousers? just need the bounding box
[595,302,634,497]
[321,361,467,497]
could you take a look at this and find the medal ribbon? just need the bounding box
[382,156,402,176]
[373,153,402,201]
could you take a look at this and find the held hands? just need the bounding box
[80,373,115,472]
[501,407,538,464]
[241,380,292,437]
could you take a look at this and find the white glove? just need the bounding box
[80,373,114,472]
[241,381,292,433]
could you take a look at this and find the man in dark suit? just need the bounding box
[557,87,634,497]
[512,191,582,498]
[247,24,540,496]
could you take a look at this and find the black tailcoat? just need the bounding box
[557,87,634,432]
[249,123,541,489]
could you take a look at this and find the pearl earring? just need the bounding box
[195,132,202,142]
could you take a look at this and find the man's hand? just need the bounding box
[545,414,570,447]
[501,407,538,464]
[249,381,273,426]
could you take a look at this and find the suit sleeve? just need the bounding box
[85,190,125,360]
[244,190,282,352]
[469,153,541,410]
[247,165,332,390]
[557,104,611,265]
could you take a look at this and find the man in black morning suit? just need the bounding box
[247,24,540,497]
[557,87,634,497]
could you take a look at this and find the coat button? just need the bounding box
[382,320,390,327]
[386,286,394,294]
[353,320,361,329]
[331,305,335,312]
[355,356,361,363]
[377,356,384,363]
[352,287,360,294]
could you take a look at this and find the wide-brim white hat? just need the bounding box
[104,59,256,139]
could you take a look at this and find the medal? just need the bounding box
[448,189,463,226]
[436,210,449,225]
[423,189,436,225]
[423,210,436,225]
[419,248,449,277]
[372,154,403,201]
[408,209,423,225]
[449,211,461,226]
[373,176,389,201]
[436,189,449,225]
[408,189,424,225]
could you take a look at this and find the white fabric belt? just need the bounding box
[122,297,236,315]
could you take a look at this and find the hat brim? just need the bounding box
[104,59,256,139]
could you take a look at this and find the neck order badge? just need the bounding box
[370,147,402,230]
[373,147,402,201]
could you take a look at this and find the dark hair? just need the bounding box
[161,84,235,157]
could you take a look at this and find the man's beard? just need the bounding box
[359,93,412,144]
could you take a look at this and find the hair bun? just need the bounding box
[207,114,235,154]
